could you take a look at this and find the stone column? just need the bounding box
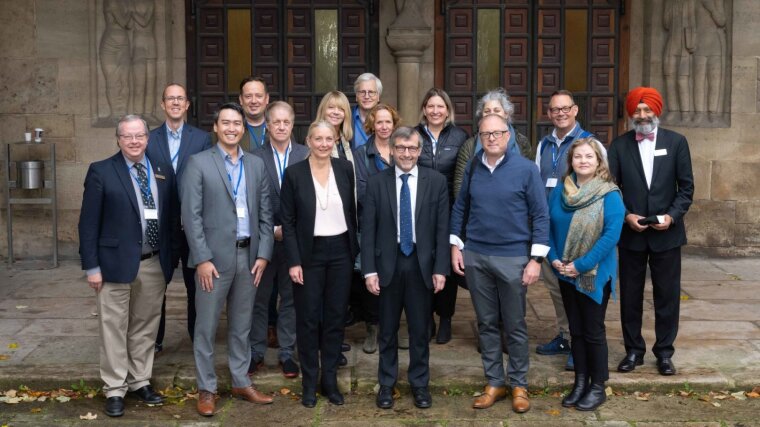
[385,0,433,125]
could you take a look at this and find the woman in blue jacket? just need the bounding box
[548,137,624,411]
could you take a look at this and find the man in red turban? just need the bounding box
[607,86,694,379]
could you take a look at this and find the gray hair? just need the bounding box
[389,126,422,148]
[115,114,149,138]
[353,72,383,97]
[475,88,514,124]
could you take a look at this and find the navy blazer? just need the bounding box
[280,158,359,268]
[78,152,180,284]
[252,140,309,226]
[607,127,694,252]
[147,123,212,186]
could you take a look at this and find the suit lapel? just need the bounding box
[244,154,255,215]
[150,160,168,220]
[176,125,192,174]
[385,170,398,228]
[156,126,171,166]
[263,144,282,196]
[332,159,351,218]
[211,148,236,201]
[415,169,427,223]
[113,154,140,217]
[626,134,649,189]
[650,130,668,186]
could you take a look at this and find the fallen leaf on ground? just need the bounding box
[550,391,562,398]
[713,393,729,400]
[15,306,28,309]
[605,386,613,397]
[0,355,10,361]
[711,401,721,407]
[7,343,18,350]
[37,396,47,402]
[280,388,290,395]
[55,396,71,403]
[634,391,650,401]
[2,397,21,404]
[472,391,483,397]
[30,408,42,413]
[545,409,560,416]
[79,412,97,420]
[173,415,181,419]
[5,390,17,398]
[731,391,746,400]
[679,390,692,397]
[698,395,711,402]
[680,295,689,300]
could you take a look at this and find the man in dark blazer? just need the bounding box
[607,87,694,376]
[79,115,180,417]
[181,102,275,416]
[147,83,212,352]
[249,101,308,377]
[361,126,450,410]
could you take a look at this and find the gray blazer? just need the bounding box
[180,145,274,272]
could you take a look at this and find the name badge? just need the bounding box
[144,209,158,220]
[236,207,247,218]
[155,174,166,180]
[654,149,668,156]
[546,178,558,188]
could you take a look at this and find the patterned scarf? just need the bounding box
[331,134,355,165]
[561,175,619,292]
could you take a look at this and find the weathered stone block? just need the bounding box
[736,201,760,224]
[733,0,760,57]
[56,164,87,210]
[57,60,92,116]
[735,223,760,247]
[0,59,59,114]
[692,158,711,200]
[730,57,757,114]
[0,1,36,58]
[36,0,89,59]
[25,114,74,138]
[711,161,760,200]
[684,200,735,247]
[0,114,28,142]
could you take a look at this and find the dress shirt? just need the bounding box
[313,168,348,236]
[218,145,250,239]
[637,127,658,189]
[352,105,370,148]
[166,122,183,172]
[271,143,291,189]
[395,166,418,243]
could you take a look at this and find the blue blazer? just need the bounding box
[147,123,212,186]
[78,152,180,284]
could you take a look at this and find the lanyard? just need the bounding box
[227,160,244,200]
[424,125,438,155]
[246,122,267,149]
[129,158,154,200]
[273,144,290,186]
[550,138,572,177]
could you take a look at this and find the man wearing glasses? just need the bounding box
[79,115,180,417]
[450,114,549,413]
[534,90,593,371]
[351,73,383,148]
[147,83,211,353]
[361,127,450,409]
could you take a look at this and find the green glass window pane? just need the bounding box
[477,9,500,92]
[227,9,252,93]
[315,9,338,94]
[564,9,588,92]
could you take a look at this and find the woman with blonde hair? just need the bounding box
[316,91,354,164]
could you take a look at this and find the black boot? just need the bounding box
[576,382,606,411]
[561,373,588,408]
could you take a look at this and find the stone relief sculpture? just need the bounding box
[661,0,729,126]
[98,0,158,125]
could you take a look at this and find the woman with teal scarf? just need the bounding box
[547,137,624,411]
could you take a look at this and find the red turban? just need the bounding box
[626,87,664,117]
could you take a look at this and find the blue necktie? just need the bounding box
[399,173,413,256]
[134,163,159,249]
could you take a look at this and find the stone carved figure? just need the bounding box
[693,0,727,122]
[662,0,696,123]
[98,0,158,124]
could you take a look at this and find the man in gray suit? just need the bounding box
[180,102,275,416]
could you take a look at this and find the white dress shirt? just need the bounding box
[313,167,348,236]
[395,165,418,243]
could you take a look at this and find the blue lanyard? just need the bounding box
[227,160,244,199]
[246,122,267,149]
[129,158,154,200]
[273,144,290,185]
[550,139,572,177]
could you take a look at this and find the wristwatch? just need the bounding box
[530,256,544,264]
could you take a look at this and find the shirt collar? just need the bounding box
[395,165,418,179]
[551,123,579,144]
[124,154,147,169]
[481,152,505,168]
[217,144,244,161]
[165,122,184,138]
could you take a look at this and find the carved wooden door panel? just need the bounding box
[188,0,379,140]
[443,0,622,146]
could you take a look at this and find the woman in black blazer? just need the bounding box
[280,120,359,408]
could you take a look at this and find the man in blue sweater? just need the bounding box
[450,114,549,413]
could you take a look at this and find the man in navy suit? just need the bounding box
[249,101,308,378]
[147,83,211,352]
[79,115,180,417]
[608,87,694,376]
[361,127,450,409]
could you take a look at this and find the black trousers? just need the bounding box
[559,279,611,384]
[156,235,196,345]
[432,275,457,318]
[619,246,681,359]
[293,233,353,392]
[359,275,380,324]
[378,247,432,388]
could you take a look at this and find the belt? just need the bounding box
[236,237,251,248]
[140,250,159,261]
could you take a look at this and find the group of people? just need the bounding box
[78,70,694,418]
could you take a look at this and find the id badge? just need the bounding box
[144,208,158,220]
[546,178,558,188]
[236,207,247,218]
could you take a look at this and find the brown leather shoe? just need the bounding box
[511,386,530,413]
[231,385,274,405]
[196,390,216,417]
[472,385,507,409]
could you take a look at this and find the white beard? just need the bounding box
[632,116,659,135]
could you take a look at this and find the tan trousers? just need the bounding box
[97,256,165,398]
[541,260,569,336]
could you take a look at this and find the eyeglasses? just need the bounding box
[478,130,509,140]
[548,105,575,114]
[394,146,419,154]
[357,90,378,98]
[163,96,187,103]
[119,133,148,141]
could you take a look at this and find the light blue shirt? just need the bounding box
[351,105,370,149]
[166,122,184,172]
[218,145,250,239]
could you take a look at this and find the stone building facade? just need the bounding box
[0,0,757,260]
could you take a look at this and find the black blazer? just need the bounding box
[280,157,359,267]
[607,127,694,252]
[252,140,309,226]
[146,123,212,186]
[78,152,180,284]
[360,167,450,289]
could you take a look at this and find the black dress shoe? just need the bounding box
[341,342,351,352]
[616,353,644,372]
[338,353,348,367]
[302,389,317,408]
[576,383,607,411]
[436,316,452,344]
[105,396,125,417]
[561,373,588,408]
[132,385,163,404]
[376,385,394,409]
[656,357,676,376]
[412,387,432,408]
[323,388,344,405]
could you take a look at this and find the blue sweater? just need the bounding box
[547,185,625,304]
[450,150,549,257]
